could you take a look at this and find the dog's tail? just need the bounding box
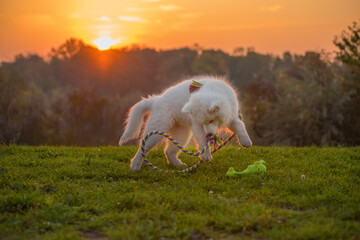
[119,97,155,145]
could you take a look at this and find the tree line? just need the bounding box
[0,21,359,146]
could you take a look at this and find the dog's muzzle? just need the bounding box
[206,133,214,138]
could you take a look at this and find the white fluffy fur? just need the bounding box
[119,76,252,171]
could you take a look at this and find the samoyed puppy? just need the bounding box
[119,76,252,171]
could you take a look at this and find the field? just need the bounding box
[0,145,359,240]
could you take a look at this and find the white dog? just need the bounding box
[119,76,252,171]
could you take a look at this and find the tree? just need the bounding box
[192,50,228,75]
[159,48,197,85]
[49,38,85,61]
[0,66,45,144]
[2,54,57,91]
[228,51,274,91]
[233,47,245,56]
[334,20,360,145]
[257,53,349,146]
[334,20,360,71]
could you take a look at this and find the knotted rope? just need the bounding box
[141,131,236,173]
[140,111,243,173]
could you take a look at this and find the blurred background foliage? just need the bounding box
[1,21,359,146]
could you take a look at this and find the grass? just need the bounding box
[0,144,359,240]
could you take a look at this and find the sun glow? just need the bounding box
[93,36,117,50]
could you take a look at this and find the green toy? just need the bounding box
[226,160,267,177]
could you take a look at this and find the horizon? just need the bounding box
[0,38,339,64]
[1,0,359,62]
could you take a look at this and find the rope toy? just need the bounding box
[141,131,236,173]
[140,110,244,173]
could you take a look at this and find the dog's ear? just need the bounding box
[182,102,192,114]
[208,102,220,113]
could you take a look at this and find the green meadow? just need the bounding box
[0,145,359,239]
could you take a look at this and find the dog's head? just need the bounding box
[182,93,231,137]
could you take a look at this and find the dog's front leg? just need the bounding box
[229,117,252,148]
[191,120,212,162]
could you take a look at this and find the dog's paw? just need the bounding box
[201,151,212,162]
[130,158,142,171]
[174,162,187,168]
[239,136,252,148]
[118,136,128,146]
[130,163,141,171]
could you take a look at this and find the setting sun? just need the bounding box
[93,36,117,50]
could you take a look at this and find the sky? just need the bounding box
[0,0,359,61]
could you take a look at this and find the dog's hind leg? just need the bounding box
[164,126,191,167]
[130,115,171,171]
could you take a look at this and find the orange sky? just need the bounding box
[0,0,359,61]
